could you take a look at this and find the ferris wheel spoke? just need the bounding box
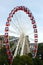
[18,12,32,31]
[14,14,24,33]
[29,37,34,41]
[10,20,21,34]
[12,18,23,33]
[24,30,33,36]
[9,30,19,35]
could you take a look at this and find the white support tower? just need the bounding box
[13,33,30,58]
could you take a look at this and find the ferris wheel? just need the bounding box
[4,6,38,64]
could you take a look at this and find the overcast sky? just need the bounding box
[0,0,43,43]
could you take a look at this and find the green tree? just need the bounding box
[37,43,43,60]
[12,55,33,65]
[12,55,21,65]
[20,55,33,65]
[0,47,9,65]
[33,57,43,65]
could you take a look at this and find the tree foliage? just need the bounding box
[33,57,43,65]
[37,43,43,60]
[0,47,9,65]
[12,55,33,65]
